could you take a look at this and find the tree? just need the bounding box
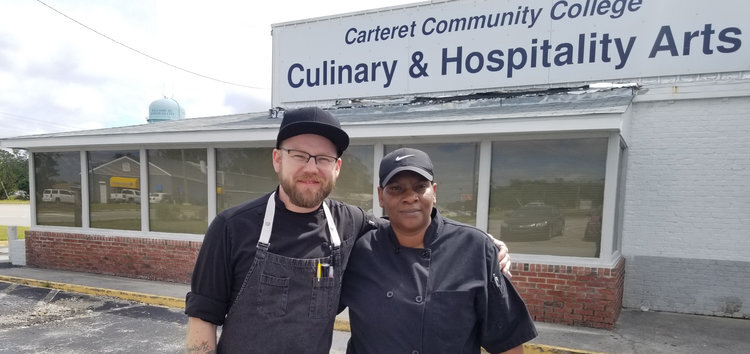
[0,148,29,199]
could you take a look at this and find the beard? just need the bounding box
[279,171,335,209]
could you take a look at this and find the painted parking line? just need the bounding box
[522,344,606,354]
[0,275,184,309]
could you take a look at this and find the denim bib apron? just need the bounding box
[217,192,342,353]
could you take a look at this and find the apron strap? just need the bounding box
[322,200,341,248]
[259,192,341,248]
[258,192,276,246]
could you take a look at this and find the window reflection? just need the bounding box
[215,148,276,212]
[489,138,607,257]
[88,150,141,230]
[34,152,82,227]
[330,145,374,212]
[215,146,375,213]
[385,143,479,225]
[148,149,208,234]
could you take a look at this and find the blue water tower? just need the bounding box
[147,97,186,123]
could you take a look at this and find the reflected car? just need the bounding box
[11,190,29,200]
[149,192,172,203]
[500,203,565,241]
[41,189,76,204]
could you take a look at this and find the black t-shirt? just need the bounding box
[185,189,377,325]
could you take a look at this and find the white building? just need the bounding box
[1,0,748,327]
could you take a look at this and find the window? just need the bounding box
[148,149,208,234]
[489,138,607,257]
[215,146,375,213]
[330,145,374,212]
[385,143,479,225]
[34,152,81,227]
[215,147,276,212]
[88,150,141,230]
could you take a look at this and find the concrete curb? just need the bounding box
[0,275,185,309]
[0,275,599,354]
[522,344,605,354]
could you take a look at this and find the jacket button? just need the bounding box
[386,291,394,298]
[412,350,419,354]
[415,295,422,303]
[421,250,430,258]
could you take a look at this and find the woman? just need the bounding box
[340,148,537,353]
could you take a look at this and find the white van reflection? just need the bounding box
[41,189,76,204]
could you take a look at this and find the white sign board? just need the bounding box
[272,0,748,106]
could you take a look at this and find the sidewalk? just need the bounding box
[1,265,748,353]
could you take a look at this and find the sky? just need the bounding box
[0,0,418,139]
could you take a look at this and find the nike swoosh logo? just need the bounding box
[395,155,414,161]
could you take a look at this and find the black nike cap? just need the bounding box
[379,148,434,187]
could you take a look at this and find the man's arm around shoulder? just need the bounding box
[186,316,217,353]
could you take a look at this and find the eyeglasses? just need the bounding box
[279,148,338,168]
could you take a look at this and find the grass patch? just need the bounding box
[90,219,141,230]
[90,202,142,211]
[150,220,207,234]
[0,225,29,241]
[0,200,30,205]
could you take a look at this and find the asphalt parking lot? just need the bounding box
[0,281,352,353]
[0,282,186,353]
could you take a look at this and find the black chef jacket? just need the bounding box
[185,189,377,325]
[340,208,537,353]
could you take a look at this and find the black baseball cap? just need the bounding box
[275,107,350,156]
[379,148,434,187]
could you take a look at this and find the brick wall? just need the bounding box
[25,231,201,284]
[624,256,750,318]
[24,230,626,328]
[622,93,750,317]
[624,96,750,261]
[510,257,625,329]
